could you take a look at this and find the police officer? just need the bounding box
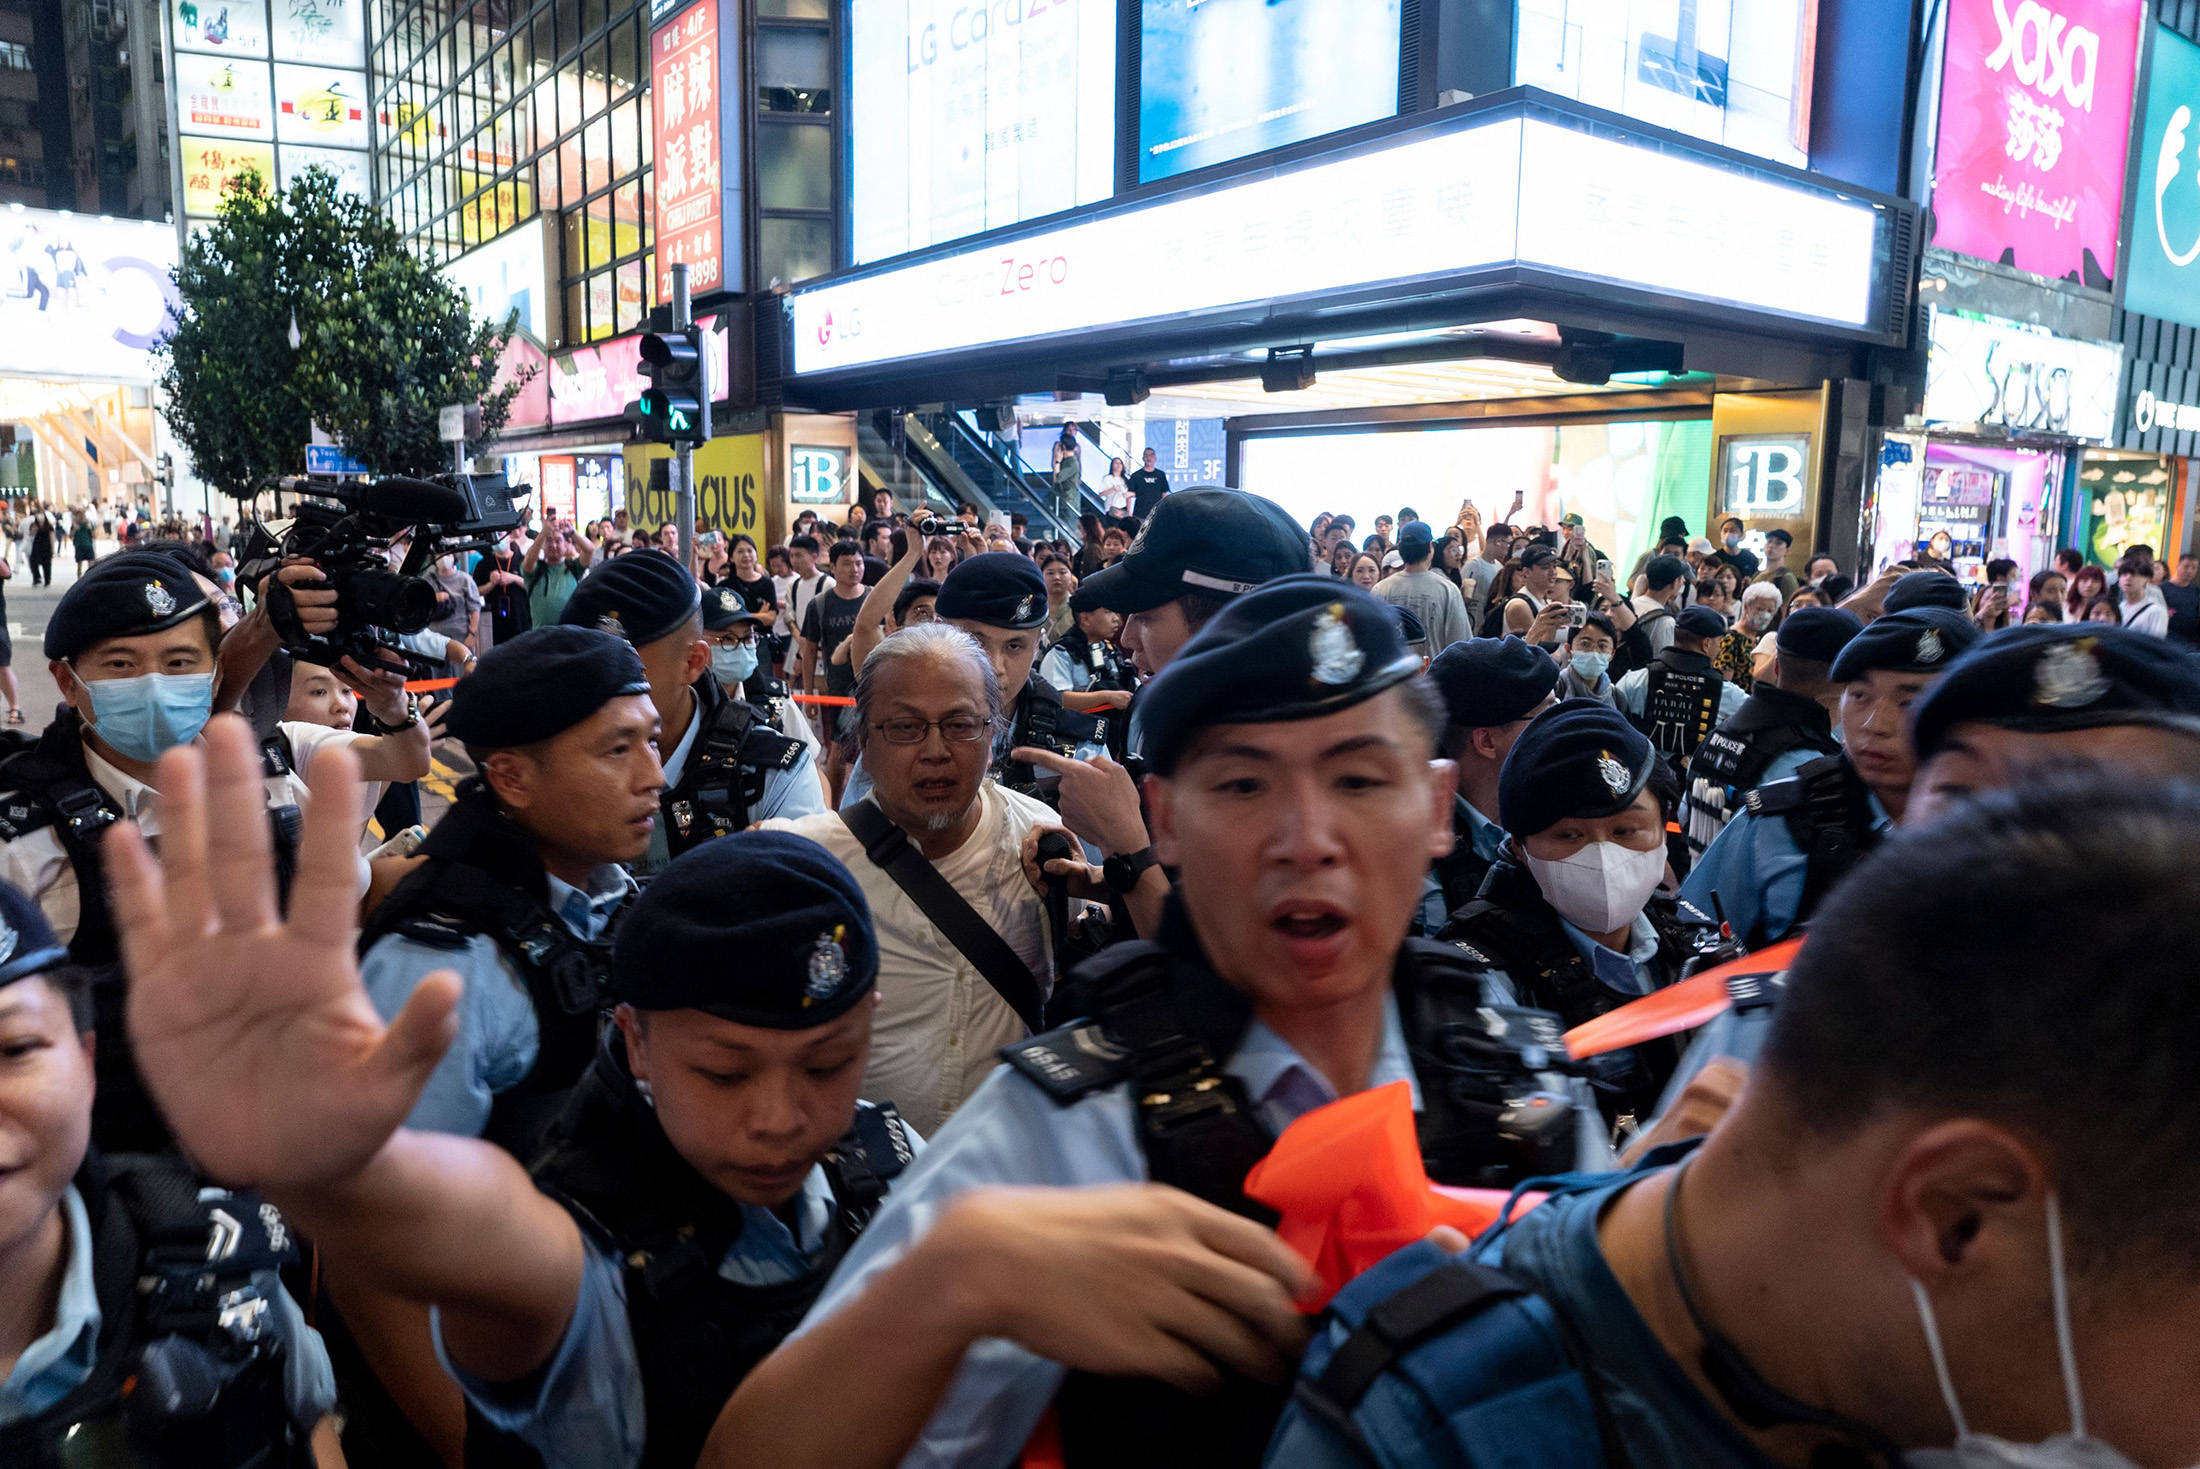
[358,624,661,1152]
[1420,636,1559,926]
[1680,605,1861,859]
[0,876,340,1466]
[1882,565,1971,613]
[0,551,332,1152]
[560,550,825,876]
[699,584,825,757]
[104,720,911,1469]
[1615,602,1746,775]
[1682,606,1979,949]
[710,577,1588,1469]
[1436,699,1719,1136]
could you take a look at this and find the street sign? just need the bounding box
[305,443,369,475]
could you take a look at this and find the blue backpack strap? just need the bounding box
[1272,1222,1647,1469]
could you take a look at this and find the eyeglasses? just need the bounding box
[869,714,993,745]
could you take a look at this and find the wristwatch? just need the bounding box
[1102,845,1159,894]
[384,694,422,732]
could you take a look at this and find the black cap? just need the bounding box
[1674,605,1728,639]
[0,878,69,990]
[1518,545,1559,571]
[558,551,701,646]
[1071,488,1311,614]
[1498,699,1658,838]
[1658,516,1690,543]
[612,831,877,1027]
[1828,607,1980,682]
[1427,635,1560,729]
[1775,606,1864,663]
[1883,569,1969,613]
[701,584,766,633]
[442,626,651,750]
[936,552,1047,630]
[1643,554,1689,591]
[45,551,213,660]
[1395,520,1435,557]
[1140,575,1421,775]
[1912,624,2200,759]
[1764,527,1794,545]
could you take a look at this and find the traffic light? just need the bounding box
[627,325,712,445]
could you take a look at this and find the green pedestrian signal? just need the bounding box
[624,325,713,446]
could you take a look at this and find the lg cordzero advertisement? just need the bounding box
[850,0,1118,266]
[1928,0,2146,286]
[1138,0,1401,183]
[1514,0,1818,168]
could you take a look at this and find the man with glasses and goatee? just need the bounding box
[761,622,1069,1139]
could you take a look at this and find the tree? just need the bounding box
[159,166,531,495]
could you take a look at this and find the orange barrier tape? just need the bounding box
[403,678,459,692]
[788,693,857,706]
[1562,936,1805,1060]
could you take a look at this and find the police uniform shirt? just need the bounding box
[1613,665,1747,729]
[1678,785,1892,956]
[0,742,316,945]
[359,864,636,1137]
[437,1135,925,1469]
[0,1185,338,1431]
[635,689,828,873]
[1418,798,1506,932]
[790,1000,1423,1469]
[761,781,1057,1139]
[1039,642,1096,694]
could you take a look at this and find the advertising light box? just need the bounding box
[850,0,1117,266]
[270,0,366,68]
[650,0,744,300]
[1929,0,2145,285]
[273,64,370,149]
[1139,0,1400,183]
[2124,26,2200,328]
[1923,307,2124,442]
[176,53,276,140]
[0,210,180,383]
[173,0,269,58]
[181,137,274,215]
[791,113,1885,377]
[446,219,553,345]
[278,143,371,199]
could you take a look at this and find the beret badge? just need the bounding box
[144,582,176,617]
[805,925,849,1004]
[2033,639,2110,709]
[1308,604,1364,687]
[1596,749,1630,797]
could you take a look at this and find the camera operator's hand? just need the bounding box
[337,653,412,727]
[265,558,340,639]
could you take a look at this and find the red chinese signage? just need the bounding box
[651,0,728,301]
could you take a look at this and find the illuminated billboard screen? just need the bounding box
[1139,0,1401,183]
[0,210,181,383]
[849,0,1118,266]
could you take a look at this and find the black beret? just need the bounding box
[1498,698,1659,838]
[1911,624,2200,759]
[1071,488,1311,614]
[1883,569,1969,613]
[0,877,70,991]
[1643,554,1689,590]
[612,831,877,1027]
[701,583,766,633]
[936,552,1047,629]
[1828,607,1980,682]
[1775,606,1864,662]
[1140,575,1421,775]
[558,550,700,646]
[45,551,213,659]
[1674,605,1728,639]
[443,626,651,750]
[1427,635,1560,729]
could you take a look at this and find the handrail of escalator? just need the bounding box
[949,412,1106,537]
[932,412,1086,544]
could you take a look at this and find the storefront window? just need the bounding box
[758,123,828,211]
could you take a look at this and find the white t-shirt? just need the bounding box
[761,780,1056,1138]
[280,720,384,819]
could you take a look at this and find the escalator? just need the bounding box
[926,410,1105,540]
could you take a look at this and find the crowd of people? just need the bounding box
[0,474,2196,1469]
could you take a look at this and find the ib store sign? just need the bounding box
[2125,27,2200,329]
[1929,0,2145,286]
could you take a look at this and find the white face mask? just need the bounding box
[1522,839,1665,934]
[1907,1195,2189,1469]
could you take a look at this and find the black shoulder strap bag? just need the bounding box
[839,796,1045,1033]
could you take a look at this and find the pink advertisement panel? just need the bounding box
[1930,0,2145,285]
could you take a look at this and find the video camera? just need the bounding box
[1418,1004,1587,1187]
[239,472,528,679]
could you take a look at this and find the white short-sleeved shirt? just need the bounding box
[761,781,1056,1138]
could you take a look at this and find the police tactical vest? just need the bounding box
[998,674,1104,800]
[463,1036,912,1469]
[1741,750,1883,946]
[1437,857,1716,1127]
[1427,798,1498,921]
[997,909,1579,1469]
[0,1152,312,1469]
[0,713,300,1155]
[359,780,618,1160]
[661,676,804,860]
[1682,685,1840,861]
[1635,649,1725,766]
[1052,627,1137,694]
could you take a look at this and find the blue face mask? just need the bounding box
[1570,651,1610,683]
[81,671,215,764]
[711,642,758,687]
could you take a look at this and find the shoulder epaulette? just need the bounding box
[836,1099,917,1182]
[998,1020,1131,1105]
[0,794,55,841]
[387,913,478,951]
[735,721,806,773]
[1746,776,1806,817]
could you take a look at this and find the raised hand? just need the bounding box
[109,715,461,1189]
